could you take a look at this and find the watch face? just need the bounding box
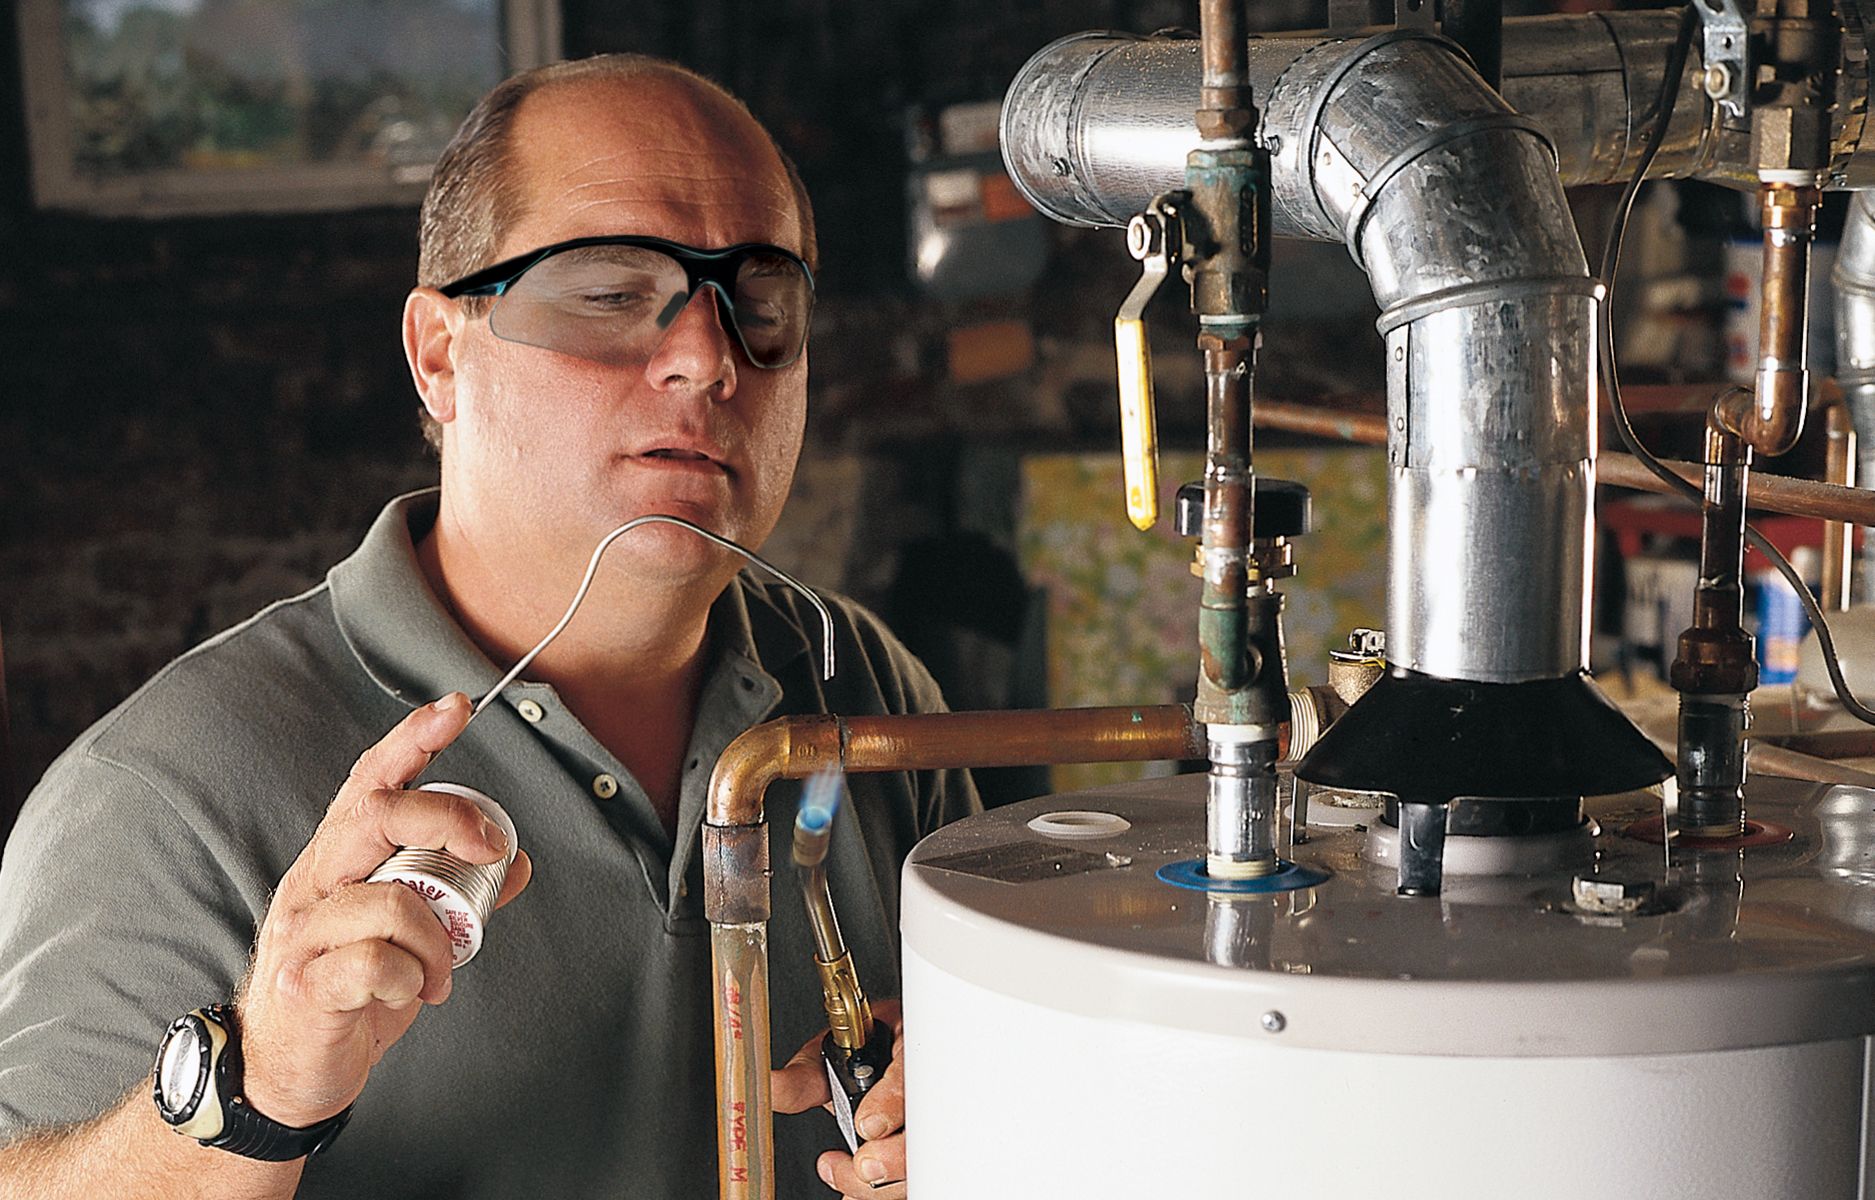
[155,1016,208,1120]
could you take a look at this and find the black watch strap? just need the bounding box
[198,1004,353,1161]
[204,1091,353,1161]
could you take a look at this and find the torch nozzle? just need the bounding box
[793,767,842,870]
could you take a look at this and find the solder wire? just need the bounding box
[472,514,837,719]
[1599,4,1875,726]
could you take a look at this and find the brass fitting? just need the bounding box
[813,951,874,1053]
[1196,107,1256,141]
[1669,626,1759,696]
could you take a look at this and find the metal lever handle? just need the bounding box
[1114,200,1182,532]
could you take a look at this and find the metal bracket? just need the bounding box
[1395,0,1436,33]
[1698,0,1750,120]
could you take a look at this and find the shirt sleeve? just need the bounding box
[0,748,257,1141]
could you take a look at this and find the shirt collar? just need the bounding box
[329,490,500,708]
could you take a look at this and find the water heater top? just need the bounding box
[902,775,1875,1057]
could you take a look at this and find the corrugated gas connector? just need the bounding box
[793,768,895,1155]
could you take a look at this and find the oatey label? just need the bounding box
[387,874,483,966]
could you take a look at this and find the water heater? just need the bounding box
[902,777,1875,1198]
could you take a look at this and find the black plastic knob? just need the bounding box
[1173,478,1311,540]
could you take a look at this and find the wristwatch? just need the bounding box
[152,1004,353,1161]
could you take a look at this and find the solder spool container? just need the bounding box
[366,782,519,967]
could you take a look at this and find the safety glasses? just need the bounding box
[438,235,816,370]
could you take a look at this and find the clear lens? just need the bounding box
[158,1023,201,1108]
[490,245,688,364]
[730,251,813,366]
[488,244,810,368]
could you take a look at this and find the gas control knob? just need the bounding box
[1173,478,1312,541]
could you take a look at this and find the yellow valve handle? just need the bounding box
[1114,315,1160,532]
[1114,218,1171,533]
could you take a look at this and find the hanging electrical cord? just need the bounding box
[1599,4,1875,725]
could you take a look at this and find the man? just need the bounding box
[0,55,975,1198]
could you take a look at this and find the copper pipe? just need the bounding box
[1823,402,1856,611]
[1255,401,1388,445]
[707,705,1203,828]
[1198,0,1246,96]
[1197,0,1252,140]
[1253,399,1875,525]
[1199,340,1255,704]
[704,703,1203,1200]
[1687,427,1752,641]
[1713,185,1822,457]
[1599,455,1875,524]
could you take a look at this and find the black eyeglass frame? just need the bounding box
[436,234,817,370]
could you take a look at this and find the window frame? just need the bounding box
[15,0,562,217]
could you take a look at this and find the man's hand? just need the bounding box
[772,999,908,1199]
[235,693,534,1128]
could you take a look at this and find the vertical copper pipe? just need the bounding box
[1198,341,1255,703]
[1670,424,1757,840]
[1824,402,1856,611]
[1198,0,1250,127]
[1715,185,1821,456]
[1691,425,1752,638]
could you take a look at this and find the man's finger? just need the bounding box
[275,882,458,1006]
[871,998,904,1034]
[494,849,533,909]
[818,1146,908,1199]
[770,1030,833,1115]
[852,1003,905,1142]
[851,1061,905,1144]
[346,693,473,795]
[304,780,509,891]
[292,938,431,1014]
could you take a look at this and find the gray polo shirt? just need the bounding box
[0,491,977,1198]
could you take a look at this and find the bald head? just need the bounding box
[417,55,816,292]
[413,55,816,451]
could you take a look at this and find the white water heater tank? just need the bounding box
[901,776,1875,1199]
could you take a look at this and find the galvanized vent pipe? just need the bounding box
[1000,12,1730,237]
[1834,188,1875,599]
[1006,28,1598,682]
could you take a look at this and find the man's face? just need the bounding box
[434,76,810,584]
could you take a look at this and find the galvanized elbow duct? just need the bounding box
[1265,32,1599,682]
[1834,188,1875,594]
[1005,29,1672,819]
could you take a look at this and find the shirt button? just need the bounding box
[516,699,545,723]
[592,773,619,799]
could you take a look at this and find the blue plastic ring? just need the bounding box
[1156,858,1331,894]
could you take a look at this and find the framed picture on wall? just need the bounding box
[16,0,561,216]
